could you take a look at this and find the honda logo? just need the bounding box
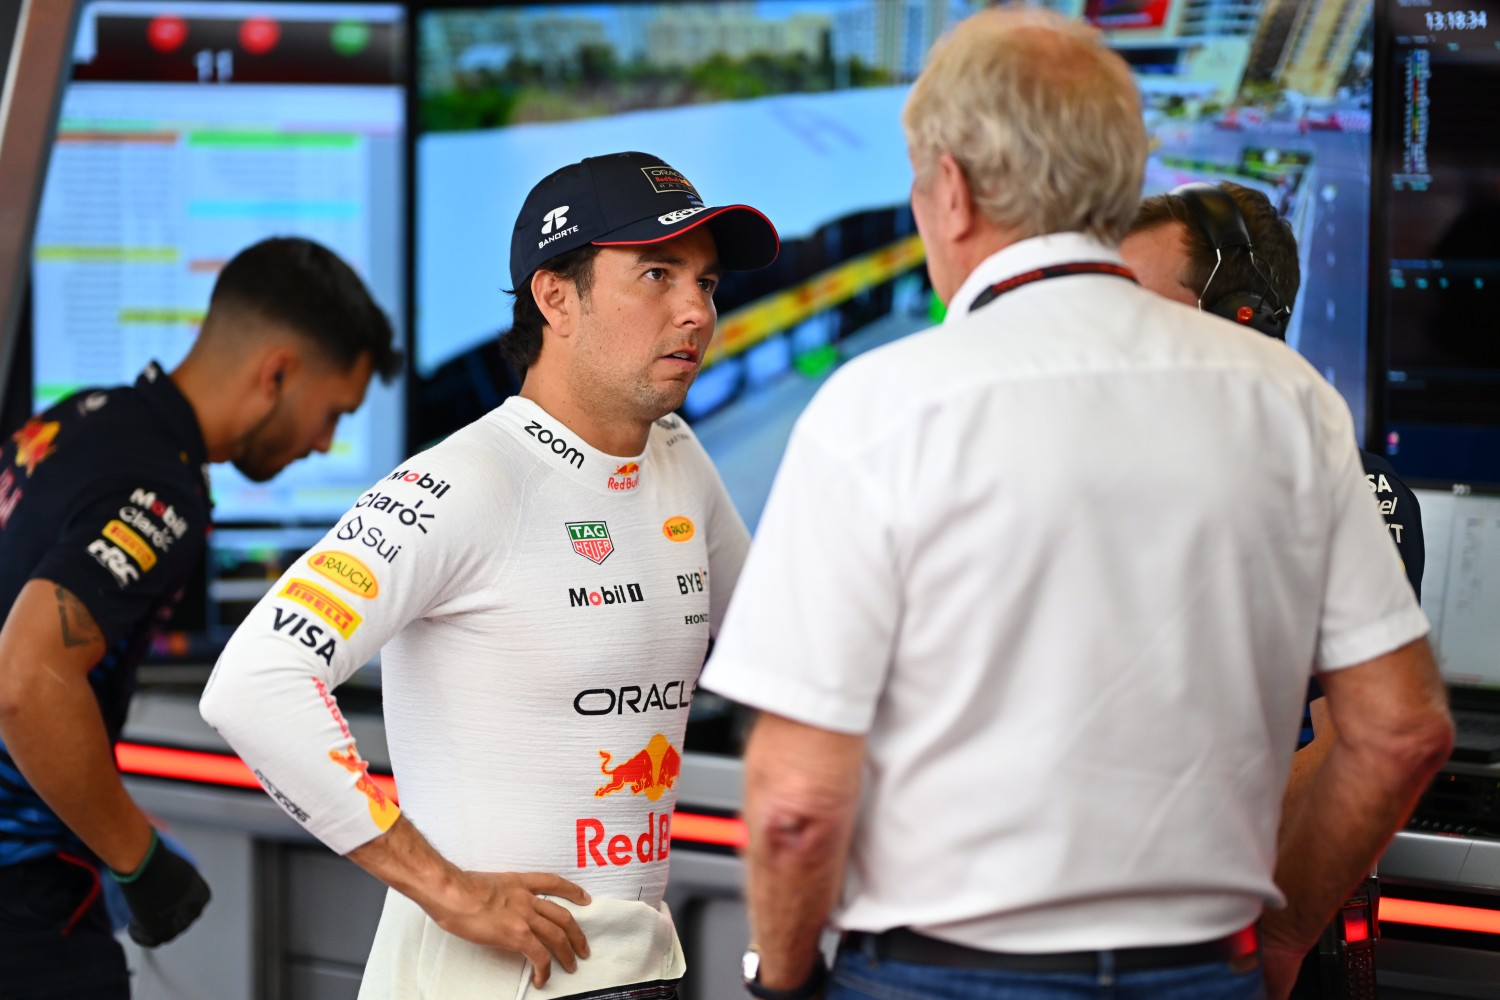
[541,206,570,234]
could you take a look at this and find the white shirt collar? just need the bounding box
[493,395,650,496]
[944,232,1128,323]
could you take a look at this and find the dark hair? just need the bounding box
[499,244,601,375]
[1129,181,1302,315]
[207,237,401,381]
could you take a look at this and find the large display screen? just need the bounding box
[32,0,406,525]
[417,0,1376,529]
[1375,0,1500,486]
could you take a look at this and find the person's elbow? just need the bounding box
[1325,639,1455,787]
[198,659,260,746]
[1395,704,1456,779]
[197,673,233,735]
[0,681,22,729]
[742,714,863,862]
[747,781,852,862]
[1343,698,1454,788]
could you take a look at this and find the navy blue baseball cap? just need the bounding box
[509,151,780,290]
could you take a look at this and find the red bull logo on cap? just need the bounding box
[607,462,640,492]
[594,732,681,803]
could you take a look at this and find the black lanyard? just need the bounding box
[968,261,1137,313]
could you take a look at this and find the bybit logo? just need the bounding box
[541,206,569,234]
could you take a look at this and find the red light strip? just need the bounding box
[116,742,744,847]
[670,811,748,848]
[116,742,261,790]
[1381,897,1500,936]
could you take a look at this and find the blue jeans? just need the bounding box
[827,944,1267,1000]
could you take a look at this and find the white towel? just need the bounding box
[359,888,684,1000]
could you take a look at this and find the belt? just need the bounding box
[842,925,1259,974]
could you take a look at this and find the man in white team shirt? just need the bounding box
[700,10,1453,1000]
[201,151,778,999]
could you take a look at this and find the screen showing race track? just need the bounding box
[417,0,1376,530]
[32,1,407,527]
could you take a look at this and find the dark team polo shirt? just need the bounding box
[0,362,210,866]
[1301,451,1425,731]
[1360,450,1424,596]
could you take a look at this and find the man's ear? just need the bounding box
[532,269,575,337]
[253,345,299,402]
[935,152,978,243]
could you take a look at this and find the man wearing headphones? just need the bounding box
[1121,180,1423,592]
[1121,180,1426,998]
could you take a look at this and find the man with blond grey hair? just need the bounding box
[700,8,1452,1000]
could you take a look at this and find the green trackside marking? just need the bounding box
[793,344,840,379]
[35,384,82,409]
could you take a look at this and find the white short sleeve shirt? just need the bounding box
[700,233,1428,952]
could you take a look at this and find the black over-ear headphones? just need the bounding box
[1170,182,1292,340]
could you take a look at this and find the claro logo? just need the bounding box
[525,420,584,469]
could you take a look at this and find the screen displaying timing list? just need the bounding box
[31,1,406,524]
[1378,0,1500,485]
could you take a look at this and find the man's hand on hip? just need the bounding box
[347,815,592,989]
[427,870,592,989]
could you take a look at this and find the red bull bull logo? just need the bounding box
[606,462,640,492]
[12,419,60,477]
[328,746,400,832]
[595,732,681,802]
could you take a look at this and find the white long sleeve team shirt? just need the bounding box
[201,396,748,908]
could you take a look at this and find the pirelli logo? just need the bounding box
[104,519,157,570]
[279,579,362,639]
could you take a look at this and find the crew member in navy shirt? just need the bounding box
[0,237,399,998]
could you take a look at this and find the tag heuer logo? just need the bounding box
[567,521,613,564]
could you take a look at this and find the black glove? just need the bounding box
[109,830,212,947]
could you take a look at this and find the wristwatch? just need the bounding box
[741,948,828,999]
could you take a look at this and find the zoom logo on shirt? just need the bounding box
[526,421,585,469]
